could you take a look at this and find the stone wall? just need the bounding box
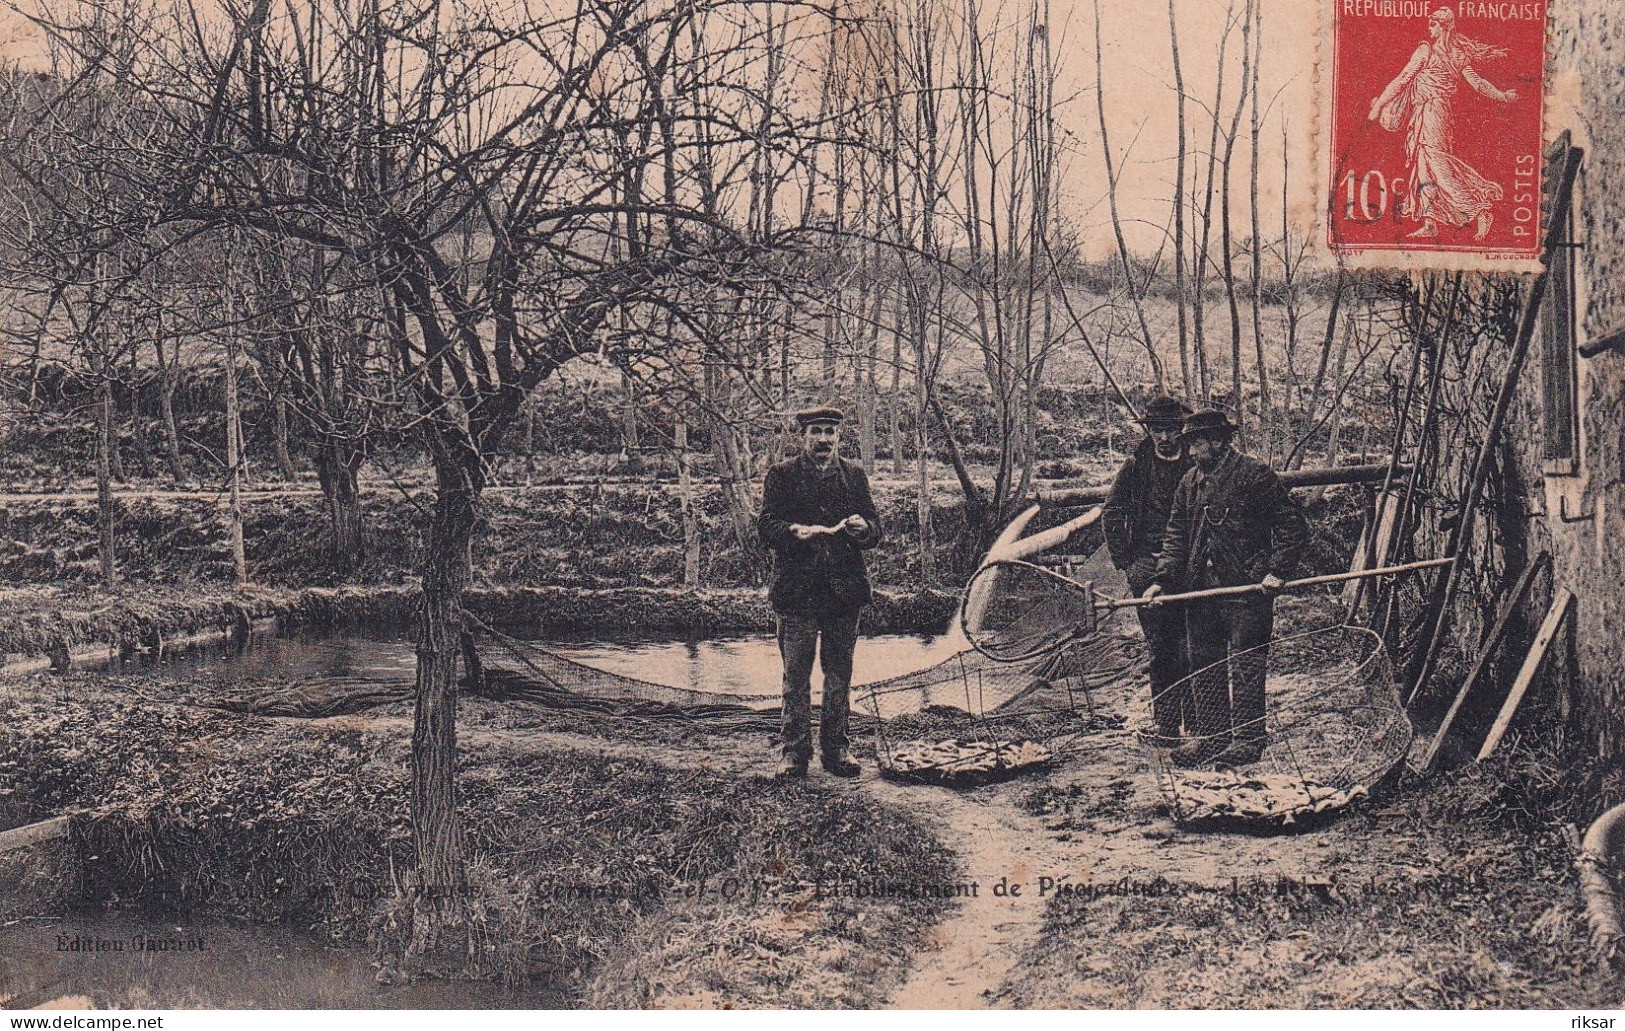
[1492,3,1625,756]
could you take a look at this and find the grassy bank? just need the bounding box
[0,467,1364,659]
[0,676,956,1006]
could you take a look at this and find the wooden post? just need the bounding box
[1477,587,1575,761]
[676,418,700,586]
[224,312,248,586]
[1418,552,1548,771]
[1344,489,1400,615]
[1407,146,1584,705]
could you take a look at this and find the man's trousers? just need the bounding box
[1184,595,1274,745]
[776,609,861,762]
[1137,601,1192,737]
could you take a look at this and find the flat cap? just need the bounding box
[794,406,845,428]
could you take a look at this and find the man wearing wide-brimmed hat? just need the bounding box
[757,406,883,780]
[1145,408,1309,769]
[1102,395,1194,744]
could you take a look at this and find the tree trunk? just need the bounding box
[107,384,127,484]
[676,419,701,586]
[1192,11,1237,402]
[1304,269,1347,434]
[1169,0,1192,398]
[1093,0,1162,389]
[154,337,187,483]
[97,368,117,586]
[406,468,475,960]
[129,353,153,479]
[272,395,297,480]
[619,370,639,453]
[224,344,248,585]
[859,340,878,469]
[889,302,905,475]
[1220,0,1254,429]
[914,333,934,583]
[1324,311,1354,474]
[315,446,365,573]
[1246,0,1269,444]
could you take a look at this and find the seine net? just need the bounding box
[205,503,1133,789]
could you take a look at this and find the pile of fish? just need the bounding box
[1160,768,1369,824]
[880,738,1053,787]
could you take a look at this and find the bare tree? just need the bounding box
[1092,0,1161,391]
[10,0,843,959]
[1168,0,1192,398]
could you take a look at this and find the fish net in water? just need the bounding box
[207,525,1134,787]
[473,625,1130,787]
[1139,624,1411,825]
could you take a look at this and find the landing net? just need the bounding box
[1140,624,1412,825]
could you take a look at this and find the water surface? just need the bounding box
[158,628,968,707]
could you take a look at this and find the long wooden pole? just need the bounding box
[1476,588,1575,761]
[1406,146,1583,706]
[1102,557,1452,610]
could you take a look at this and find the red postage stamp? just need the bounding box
[1325,1,1549,268]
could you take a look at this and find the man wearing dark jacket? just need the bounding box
[757,407,882,780]
[1145,410,1310,768]
[1102,396,1193,743]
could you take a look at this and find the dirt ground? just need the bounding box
[503,651,1621,1010]
[5,619,1620,1009]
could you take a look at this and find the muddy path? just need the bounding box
[857,676,1436,1009]
[863,776,1073,1009]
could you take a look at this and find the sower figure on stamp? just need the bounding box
[1101,395,1194,746]
[1368,7,1518,242]
[758,406,883,780]
[1143,410,1309,769]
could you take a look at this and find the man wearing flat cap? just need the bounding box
[1145,409,1310,769]
[758,406,882,780]
[1102,395,1194,744]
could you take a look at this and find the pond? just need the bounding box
[150,627,972,711]
[0,911,564,1009]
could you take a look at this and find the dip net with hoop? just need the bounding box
[1138,625,1412,825]
[958,508,1415,821]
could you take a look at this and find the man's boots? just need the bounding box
[776,754,808,780]
[821,750,861,778]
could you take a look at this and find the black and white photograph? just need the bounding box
[0,0,1622,1015]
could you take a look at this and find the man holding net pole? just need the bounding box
[1101,396,1194,746]
[1144,410,1310,769]
[758,406,882,781]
